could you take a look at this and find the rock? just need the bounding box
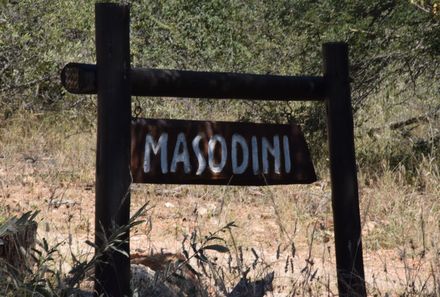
[48,198,77,208]
[228,271,274,297]
[131,264,181,297]
[165,202,175,208]
[131,253,206,297]
[0,214,37,271]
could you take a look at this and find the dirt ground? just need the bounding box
[0,147,438,296]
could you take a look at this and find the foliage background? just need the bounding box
[0,1,439,295]
[1,0,439,177]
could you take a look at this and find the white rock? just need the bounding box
[165,202,175,208]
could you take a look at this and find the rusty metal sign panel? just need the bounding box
[131,118,317,185]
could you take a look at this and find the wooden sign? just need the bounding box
[61,4,366,295]
[131,118,316,185]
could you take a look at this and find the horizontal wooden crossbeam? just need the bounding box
[61,63,326,101]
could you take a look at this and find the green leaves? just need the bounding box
[1,0,94,113]
[0,210,39,237]
[1,0,437,173]
[180,221,236,275]
[202,244,230,253]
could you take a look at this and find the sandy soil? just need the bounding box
[0,152,436,296]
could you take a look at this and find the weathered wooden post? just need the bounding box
[61,11,367,295]
[94,3,131,296]
[323,42,367,296]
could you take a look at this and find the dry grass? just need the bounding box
[1,111,439,296]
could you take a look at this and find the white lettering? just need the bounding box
[208,135,227,173]
[283,135,291,174]
[262,135,281,174]
[231,134,249,174]
[251,136,259,175]
[192,134,206,175]
[170,133,191,173]
[144,133,168,174]
[144,131,291,177]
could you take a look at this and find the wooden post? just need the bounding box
[60,63,326,101]
[94,3,131,296]
[323,42,366,296]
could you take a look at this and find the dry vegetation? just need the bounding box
[1,0,439,295]
[1,111,439,296]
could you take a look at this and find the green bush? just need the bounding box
[1,0,438,177]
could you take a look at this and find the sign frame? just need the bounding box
[130,118,317,186]
[61,3,366,297]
